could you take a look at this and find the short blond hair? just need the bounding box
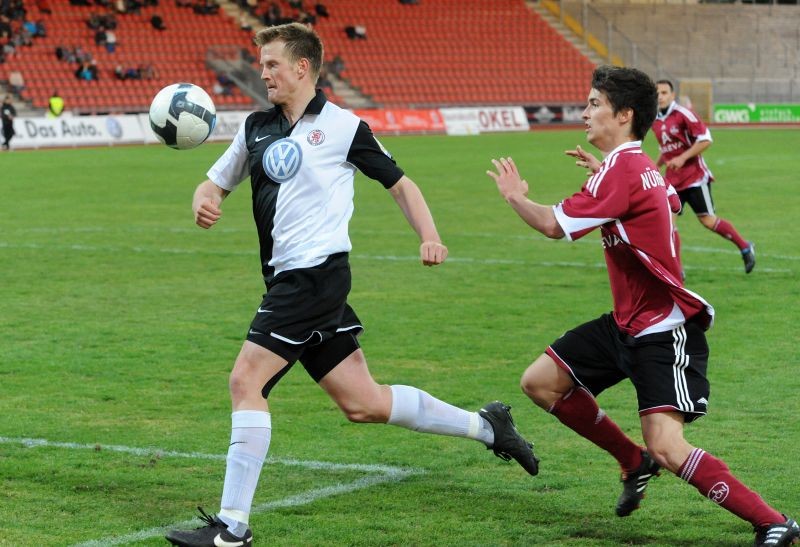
[254,23,323,80]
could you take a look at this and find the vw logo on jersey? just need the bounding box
[262,138,303,182]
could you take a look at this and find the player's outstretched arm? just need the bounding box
[388,175,448,266]
[193,179,229,229]
[565,144,601,175]
[486,157,564,239]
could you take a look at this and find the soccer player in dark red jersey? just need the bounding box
[487,66,797,546]
[654,79,755,274]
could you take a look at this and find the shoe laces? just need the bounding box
[195,506,224,529]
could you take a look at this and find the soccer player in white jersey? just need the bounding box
[486,66,797,546]
[165,22,538,547]
[654,79,755,274]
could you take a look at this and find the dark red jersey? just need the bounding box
[553,141,714,336]
[652,101,714,191]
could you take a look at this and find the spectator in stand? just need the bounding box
[175,0,192,7]
[653,79,756,274]
[139,62,156,79]
[105,29,117,52]
[104,12,118,29]
[314,3,328,17]
[0,16,11,40]
[151,13,166,30]
[33,19,46,37]
[262,2,281,26]
[1,95,16,150]
[75,61,95,81]
[214,72,234,96]
[2,41,16,61]
[8,70,24,95]
[113,64,126,80]
[88,12,104,29]
[316,65,332,91]
[48,90,64,117]
[22,18,37,36]
[94,28,107,47]
[298,10,315,25]
[328,54,344,77]
[238,12,251,32]
[344,24,366,40]
[193,0,218,15]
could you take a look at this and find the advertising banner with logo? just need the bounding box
[351,108,445,134]
[138,110,251,145]
[523,105,585,125]
[713,104,800,124]
[440,106,529,135]
[11,114,144,149]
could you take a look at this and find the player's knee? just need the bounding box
[643,437,686,474]
[228,369,250,401]
[520,360,565,409]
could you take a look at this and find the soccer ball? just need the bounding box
[149,83,216,150]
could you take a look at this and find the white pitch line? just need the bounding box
[0,241,793,273]
[0,436,422,546]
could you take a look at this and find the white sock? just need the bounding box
[387,385,494,445]
[218,410,271,537]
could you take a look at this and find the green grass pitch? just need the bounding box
[1,128,798,545]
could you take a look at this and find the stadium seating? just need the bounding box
[0,2,256,113]
[311,0,594,106]
[1,0,594,112]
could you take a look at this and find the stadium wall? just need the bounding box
[9,103,799,149]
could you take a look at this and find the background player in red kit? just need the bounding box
[486,66,797,546]
[654,79,755,274]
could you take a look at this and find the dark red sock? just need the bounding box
[549,387,642,472]
[678,448,784,527]
[712,218,748,250]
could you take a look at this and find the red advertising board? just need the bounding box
[352,108,445,134]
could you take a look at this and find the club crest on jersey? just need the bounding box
[307,129,325,146]
[263,138,302,182]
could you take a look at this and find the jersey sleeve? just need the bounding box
[553,167,630,241]
[684,109,712,143]
[206,120,249,191]
[346,121,404,189]
[666,184,682,214]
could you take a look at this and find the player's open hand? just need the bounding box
[565,145,601,175]
[194,198,222,229]
[420,241,448,266]
[486,157,529,202]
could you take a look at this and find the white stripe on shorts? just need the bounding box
[672,325,695,413]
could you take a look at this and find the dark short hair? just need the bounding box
[254,22,323,80]
[656,79,674,91]
[591,65,658,141]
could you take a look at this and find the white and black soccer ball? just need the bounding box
[149,83,216,150]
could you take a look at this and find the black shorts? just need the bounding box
[245,253,364,395]
[678,183,715,216]
[546,313,710,423]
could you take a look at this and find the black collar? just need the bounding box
[275,88,327,119]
